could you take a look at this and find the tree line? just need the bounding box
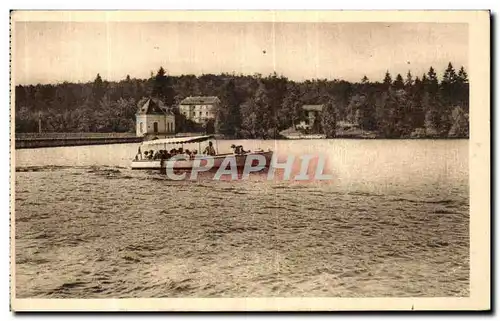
[15,63,469,138]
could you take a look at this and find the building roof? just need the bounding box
[302,104,324,112]
[136,98,173,115]
[179,96,220,105]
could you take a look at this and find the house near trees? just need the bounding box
[178,96,220,124]
[135,98,175,138]
[295,105,324,131]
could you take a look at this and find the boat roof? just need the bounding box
[141,135,215,146]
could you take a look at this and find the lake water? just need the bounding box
[14,139,469,297]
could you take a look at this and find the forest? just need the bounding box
[14,62,469,139]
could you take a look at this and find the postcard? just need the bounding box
[10,10,490,311]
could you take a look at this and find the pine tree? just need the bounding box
[216,79,242,137]
[426,66,439,95]
[240,82,271,138]
[92,73,104,103]
[457,66,468,83]
[281,83,303,130]
[347,93,376,131]
[441,62,459,108]
[377,90,413,137]
[376,91,398,137]
[393,74,404,90]
[421,74,428,86]
[405,70,413,88]
[151,67,175,106]
[262,73,288,133]
[457,66,469,112]
[360,95,377,131]
[442,62,457,84]
[383,71,392,89]
[321,98,337,138]
[361,75,369,84]
[408,76,425,130]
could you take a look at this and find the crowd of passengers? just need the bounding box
[141,148,199,160]
[135,142,252,161]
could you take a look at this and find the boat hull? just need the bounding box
[131,151,274,170]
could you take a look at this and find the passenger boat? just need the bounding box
[130,135,273,170]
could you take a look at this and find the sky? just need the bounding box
[13,21,468,85]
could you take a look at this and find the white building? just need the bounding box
[294,104,324,130]
[302,105,324,126]
[135,98,175,138]
[178,96,220,124]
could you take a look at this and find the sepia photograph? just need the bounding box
[10,10,490,311]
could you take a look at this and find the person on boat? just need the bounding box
[137,146,142,160]
[185,149,192,159]
[204,141,216,156]
[149,150,155,160]
[231,144,248,155]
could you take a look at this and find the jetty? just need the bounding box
[15,133,143,149]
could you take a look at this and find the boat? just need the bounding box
[130,134,273,171]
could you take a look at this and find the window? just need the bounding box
[206,112,209,116]
[139,122,143,133]
[153,122,158,134]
